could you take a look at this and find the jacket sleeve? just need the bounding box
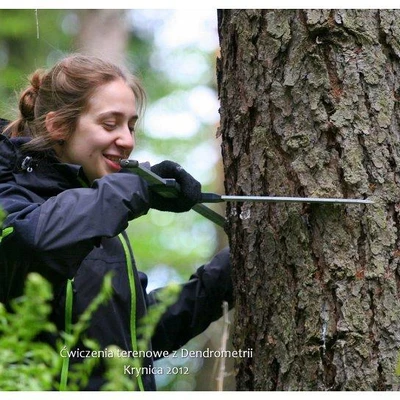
[148,247,233,354]
[0,171,150,277]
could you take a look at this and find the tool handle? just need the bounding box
[120,159,226,228]
[199,192,224,203]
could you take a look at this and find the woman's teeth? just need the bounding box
[105,155,122,163]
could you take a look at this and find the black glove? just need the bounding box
[149,160,202,212]
[197,247,233,305]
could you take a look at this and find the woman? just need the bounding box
[0,54,232,390]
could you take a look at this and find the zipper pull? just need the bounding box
[21,156,34,173]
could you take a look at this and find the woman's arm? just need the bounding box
[148,248,233,354]
[1,172,150,252]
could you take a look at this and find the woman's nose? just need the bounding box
[116,126,135,151]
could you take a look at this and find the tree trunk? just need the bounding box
[217,9,400,390]
[75,10,129,64]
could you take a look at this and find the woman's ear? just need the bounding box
[45,111,65,141]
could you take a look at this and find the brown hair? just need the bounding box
[7,54,146,153]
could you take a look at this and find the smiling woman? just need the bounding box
[0,53,233,391]
[6,54,145,156]
[53,79,138,183]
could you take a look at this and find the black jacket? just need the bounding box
[0,132,233,390]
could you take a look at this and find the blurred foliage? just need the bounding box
[125,10,225,278]
[0,271,181,390]
[0,272,111,390]
[0,10,74,119]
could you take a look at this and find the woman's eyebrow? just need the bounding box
[98,111,138,121]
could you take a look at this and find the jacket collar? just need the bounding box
[0,134,89,194]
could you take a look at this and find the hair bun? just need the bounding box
[19,71,43,122]
[29,71,42,94]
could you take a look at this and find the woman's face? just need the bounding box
[57,78,137,183]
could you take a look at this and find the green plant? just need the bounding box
[0,273,57,390]
[0,272,113,390]
[0,270,181,391]
[0,208,5,227]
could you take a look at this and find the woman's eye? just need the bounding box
[103,123,116,130]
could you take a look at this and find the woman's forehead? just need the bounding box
[87,79,137,117]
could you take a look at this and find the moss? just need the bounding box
[341,146,369,187]
[265,11,292,43]
[304,10,331,27]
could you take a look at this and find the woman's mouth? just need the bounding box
[104,154,123,171]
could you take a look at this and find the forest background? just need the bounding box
[0,9,230,391]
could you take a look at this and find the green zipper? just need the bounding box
[59,235,144,391]
[60,279,73,391]
[118,233,145,391]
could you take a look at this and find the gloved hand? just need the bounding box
[197,247,233,305]
[149,160,201,212]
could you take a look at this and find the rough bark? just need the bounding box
[217,9,400,390]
